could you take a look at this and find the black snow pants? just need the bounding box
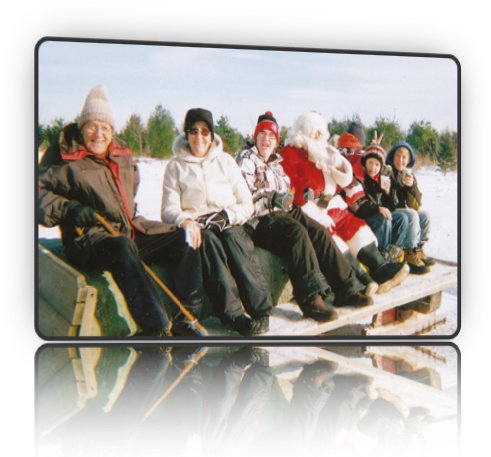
[251,207,364,305]
[200,226,273,322]
[84,229,204,335]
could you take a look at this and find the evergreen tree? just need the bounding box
[214,115,244,155]
[279,125,289,150]
[328,114,364,139]
[38,118,65,149]
[406,120,440,161]
[121,114,145,156]
[437,130,457,175]
[146,106,177,159]
[366,117,405,151]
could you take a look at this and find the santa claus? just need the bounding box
[279,111,409,294]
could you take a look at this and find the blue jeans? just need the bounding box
[366,212,409,250]
[393,208,431,247]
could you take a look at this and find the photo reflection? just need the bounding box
[36,344,459,457]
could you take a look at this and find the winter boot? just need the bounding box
[252,315,270,335]
[415,242,436,266]
[229,314,256,336]
[300,295,339,322]
[404,248,431,275]
[333,292,374,308]
[379,244,404,263]
[357,242,410,294]
[344,251,379,297]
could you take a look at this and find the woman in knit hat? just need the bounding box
[38,85,205,336]
[236,111,378,321]
[162,108,273,336]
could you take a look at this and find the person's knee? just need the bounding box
[100,235,138,259]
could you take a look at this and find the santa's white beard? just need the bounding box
[305,137,330,164]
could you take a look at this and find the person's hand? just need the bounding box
[379,206,392,220]
[402,170,414,187]
[272,192,294,212]
[196,211,229,234]
[181,219,202,249]
[66,201,98,227]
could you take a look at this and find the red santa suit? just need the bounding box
[279,112,378,257]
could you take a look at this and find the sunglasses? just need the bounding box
[188,128,211,137]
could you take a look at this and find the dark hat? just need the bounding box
[347,122,366,147]
[254,111,280,143]
[184,108,214,139]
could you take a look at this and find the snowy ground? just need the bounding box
[38,158,459,336]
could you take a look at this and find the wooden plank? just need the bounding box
[38,297,78,337]
[267,261,457,336]
[78,285,99,337]
[38,244,87,325]
[365,313,447,336]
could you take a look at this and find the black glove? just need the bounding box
[66,201,98,227]
[303,188,315,202]
[197,210,229,234]
[272,192,294,212]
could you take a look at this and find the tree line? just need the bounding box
[38,106,458,174]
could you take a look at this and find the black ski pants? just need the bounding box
[200,226,273,321]
[252,207,363,304]
[84,229,203,335]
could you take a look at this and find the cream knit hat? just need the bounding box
[77,85,115,130]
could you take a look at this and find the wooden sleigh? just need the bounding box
[37,238,458,338]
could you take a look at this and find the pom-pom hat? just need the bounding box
[254,111,280,144]
[362,143,387,168]
[77,85,116,130]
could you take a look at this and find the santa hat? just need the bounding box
[254,111,280,143]
[77,85,115,130]
[337,132,362,149]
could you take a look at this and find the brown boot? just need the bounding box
[416,243,436,266]
[301,295,339,322]
[404,248,430,275]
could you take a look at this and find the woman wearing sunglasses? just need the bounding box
[161,108,273,336]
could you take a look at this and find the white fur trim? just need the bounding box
[332,235,349,253]
[326,195,348,211]
[345,225,378,257]
[301,200,336,231]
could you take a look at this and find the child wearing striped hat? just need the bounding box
[346,140,430,274]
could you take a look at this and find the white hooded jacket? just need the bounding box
[161,133,254,227]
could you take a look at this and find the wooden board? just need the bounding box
[38,244,99,337]
[266,261,457,336]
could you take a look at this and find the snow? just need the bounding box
[38,158,459,335]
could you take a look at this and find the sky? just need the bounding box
[37,38,459,136]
